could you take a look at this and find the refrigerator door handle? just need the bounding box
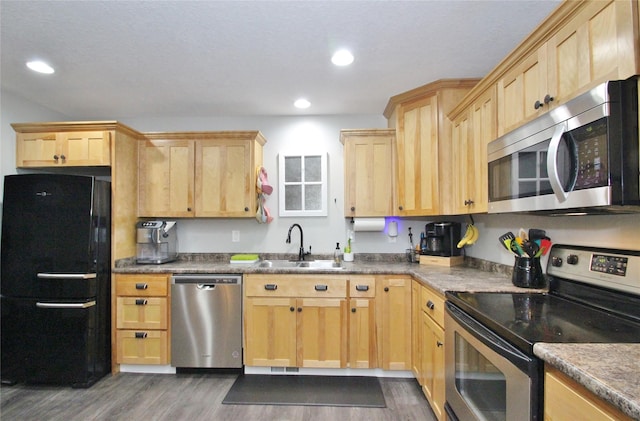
[36,300,97,309]
[37,273,97,280]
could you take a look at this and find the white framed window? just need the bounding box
[278,153,327,217]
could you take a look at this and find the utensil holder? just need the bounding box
[406,249,420,263]
[512,256,545,288]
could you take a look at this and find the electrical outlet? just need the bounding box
[232,230,240,242]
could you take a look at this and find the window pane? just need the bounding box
[305,185,322,210]
[285,157,301,182]
[285,185,302,210]
[305,156,322,182]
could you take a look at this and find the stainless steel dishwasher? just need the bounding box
[171,274,242,368]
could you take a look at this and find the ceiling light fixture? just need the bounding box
[331,49,354,66]
[26,60,55,74]
[294,99,311,109]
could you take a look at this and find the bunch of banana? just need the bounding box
[457,224,479,248]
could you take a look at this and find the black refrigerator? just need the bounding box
[1,174,111,387]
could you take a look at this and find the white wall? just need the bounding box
[2,90,638,263]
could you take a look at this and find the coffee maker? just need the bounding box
[423,222,462,257]
[136,220,178,264]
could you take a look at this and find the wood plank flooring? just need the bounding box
[1,373,436,420]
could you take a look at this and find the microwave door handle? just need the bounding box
[546,122,569,202]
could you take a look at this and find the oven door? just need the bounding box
[445,302,540,421]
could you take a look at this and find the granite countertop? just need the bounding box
[113,253,544,295]
[534,343,640,420]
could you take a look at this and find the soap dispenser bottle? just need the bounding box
[334,242,341,264]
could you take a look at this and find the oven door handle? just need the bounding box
[546,122,569,203]
[446,302,534,375]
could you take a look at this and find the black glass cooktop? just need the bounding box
[446,291,640,354]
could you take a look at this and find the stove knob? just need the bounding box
[551,256,563,267]
[567,254,579,265]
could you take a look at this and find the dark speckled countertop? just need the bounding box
[114,253,637,415]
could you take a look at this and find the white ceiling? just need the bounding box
[1,0,561,120]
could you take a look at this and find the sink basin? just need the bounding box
[255,260,343,270]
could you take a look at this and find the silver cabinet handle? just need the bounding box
[37,273,97,280]
[36,300,96,309]
[546,122,569,202]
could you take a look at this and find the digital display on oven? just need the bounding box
[590,254,628,276]
[571,117,609,190]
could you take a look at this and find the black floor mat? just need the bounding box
[222,375,386,407]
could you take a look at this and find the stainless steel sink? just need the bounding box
[255,260,343,270]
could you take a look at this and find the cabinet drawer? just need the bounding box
[245,275,347,298]
[116,297,167,329]
[116,330,168,365]
[116,274,169,296]
[421,285,445,328]
[349,276,376,297]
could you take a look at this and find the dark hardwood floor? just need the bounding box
[1,373,436,420]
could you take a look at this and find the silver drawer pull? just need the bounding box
[355,285,369,292]
[37,273,96,280]
[135,283,148,290]
[135,299,148,305]
[36,300,96,309]
[135,332,148,339]
[264,284,278,291]
[315,285,328,291]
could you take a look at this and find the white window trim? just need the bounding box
[278,153,328,217]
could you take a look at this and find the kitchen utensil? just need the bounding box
[521,240,539,258]
[518,228,528,241]
[499,232,516,248]
[510,239,524,256]
[528,228,546,242]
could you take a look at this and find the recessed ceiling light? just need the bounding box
[26,60,55,74]
[294,99,311,109]
[331,49,354,66]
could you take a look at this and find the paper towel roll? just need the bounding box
[352,218,386,232]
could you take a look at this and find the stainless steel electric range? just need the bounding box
[444,244,640,421]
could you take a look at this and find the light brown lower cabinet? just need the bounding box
[348,276,377,369]
[378,276,412,370]
[114,273,170,365]
[544,366,632,421]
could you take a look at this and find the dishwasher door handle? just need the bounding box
[197,284,217,290]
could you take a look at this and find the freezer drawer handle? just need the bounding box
[135,283,148,290]
[36,300,96,309]
[135,332,148,339]
[264,284,278,290]
[356,285,369,291]
[37,273,97,280]
[135,299,148,305]
[315,285,328,291]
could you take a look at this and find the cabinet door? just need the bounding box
[411,280,422,381]
[116,330,168,365]
[378,276,412,370]
[116,297,167,330]
[244,297,297,367]
[16,132,59,167]
[348,298,377,369]
[342,130,395,217]
[547,0,638,109]
[298,297,348,368]
[421,311,445,421]
[497,47,547,137]
[195,138,252,217]
[449,110,472,215]
[468,88,496,214]
[59,131,111,166]
[138,139,195,217]
[396,96,439,215]
[544,367,632,421]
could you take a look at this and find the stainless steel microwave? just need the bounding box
[488,78,639,215]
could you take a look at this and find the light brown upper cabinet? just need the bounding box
[13,124,113,168]
[385,79,478,216]
[138,131,265,218]
[497,0,639,136]
[446,87,496,215]
[341,129,396,217]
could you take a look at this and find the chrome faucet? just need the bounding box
[286,223,310,261]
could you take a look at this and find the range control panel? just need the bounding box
[547,244,639,296]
